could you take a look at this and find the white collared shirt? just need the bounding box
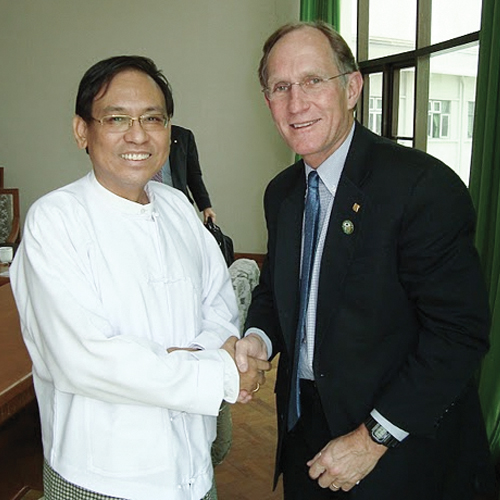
[298,126,354,379]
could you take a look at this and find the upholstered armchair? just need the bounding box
[0,188,20,244]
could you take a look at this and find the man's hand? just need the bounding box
[203,207,216,224]
[307,424,388,492]
[234,333,269,372]
[233,334,270,402]
[223,336,271,403]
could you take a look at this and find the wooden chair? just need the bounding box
[0,188,20,244]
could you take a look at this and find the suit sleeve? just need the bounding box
[375,162,490,436]
[185,130,212,212]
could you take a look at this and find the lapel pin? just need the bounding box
[342,220,354,235]
[352,203,361,213]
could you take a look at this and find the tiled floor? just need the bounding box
[215,359,283,500]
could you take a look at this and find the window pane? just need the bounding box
[397,67,414,143]
[427,42,479,185]
[467,101,475,139]
[431,0,482,45]
[340,0,357,59]
[367,73,383,135]
[368,0,417,59]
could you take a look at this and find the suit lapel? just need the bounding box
[315,178,366,351]
[314,124,374,353]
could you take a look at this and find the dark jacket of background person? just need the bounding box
[170,125,212,212]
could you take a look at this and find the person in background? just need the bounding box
[235,21,493,499]
[153,124,216,223]
[11,55,270,500]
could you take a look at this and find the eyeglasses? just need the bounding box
[263,73,350,101]
[92,114,169,133]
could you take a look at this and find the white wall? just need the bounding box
[0,0,298,253]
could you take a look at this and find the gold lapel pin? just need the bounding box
[352,203,361,213]
[342,220,354,235]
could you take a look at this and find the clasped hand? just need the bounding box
[168,336,271,404]
[222,336,271,403]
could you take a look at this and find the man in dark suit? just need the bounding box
[235,21,493,499]
[156,124,216,223]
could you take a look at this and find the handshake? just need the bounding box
[222,334,272,404]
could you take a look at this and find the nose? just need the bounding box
[287,84,310,113]
[124,119,149,143]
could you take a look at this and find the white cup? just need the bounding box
[0,246,13,264]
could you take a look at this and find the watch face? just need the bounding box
[372,425,389,442]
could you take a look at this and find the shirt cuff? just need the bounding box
[219,348,239,404]
[244,327,272,359]
[371,409,409,442]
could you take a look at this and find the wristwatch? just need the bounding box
[364,415,400,448]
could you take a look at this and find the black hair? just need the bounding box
[75,55,174,122]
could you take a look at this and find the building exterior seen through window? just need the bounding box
[340,0,482,185]
[428,100,450,139]
[369,97,382,134]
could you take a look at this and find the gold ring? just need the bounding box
[252,383,260,393]
[330,483,340,491]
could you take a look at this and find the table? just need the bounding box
[0,283,43,497]
[0,283,34,425]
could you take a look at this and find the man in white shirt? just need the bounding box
[11,55,270,500]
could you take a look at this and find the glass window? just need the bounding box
[368,0,417,59]
[340,0,480,186]
[428,100,451,139]
[397,67,415,146]
[427,43,479,184]
[366,73,383,135]
[369,97,382,135]
[340,0,357,59]
[431,0,482,45]
[467,101,475,139]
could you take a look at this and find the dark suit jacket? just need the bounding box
[246,123,493,498]
[169,125,212,211]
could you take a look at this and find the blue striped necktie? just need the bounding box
[288,170,320,430]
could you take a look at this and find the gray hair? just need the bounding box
[258,21,359,89]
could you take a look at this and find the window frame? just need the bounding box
[356,0,479,151]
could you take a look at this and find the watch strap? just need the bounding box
[364,415,400,448]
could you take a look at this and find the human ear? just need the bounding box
[347,71,364,110]
[264,93,271,110]
[73,115,89,150]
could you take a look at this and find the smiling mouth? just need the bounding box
[291,119,320,129]
[121,153,151,161]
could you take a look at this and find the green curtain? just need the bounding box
[300,0,340,28]
[469,0,500,464]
